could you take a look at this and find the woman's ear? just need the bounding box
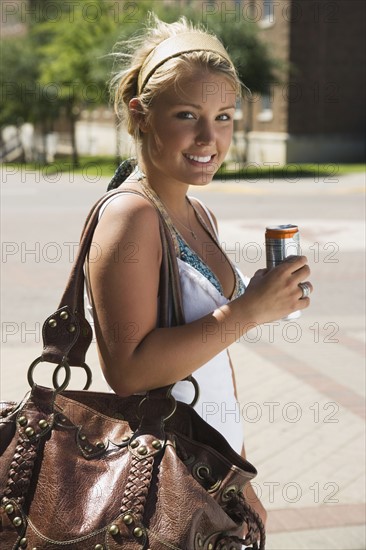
[129,98,149,133]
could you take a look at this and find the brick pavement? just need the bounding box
[221,185,365,549]
[194,174,366,548]
[230,336,365,549]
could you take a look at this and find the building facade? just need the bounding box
[246,0,365,163]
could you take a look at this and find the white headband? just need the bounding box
[137,32,233,94]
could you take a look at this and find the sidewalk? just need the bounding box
[230,335,365,550]
[202,171,366,549]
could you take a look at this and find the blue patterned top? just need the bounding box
[176,233,245,300]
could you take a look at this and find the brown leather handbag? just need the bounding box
[0,188,265,549]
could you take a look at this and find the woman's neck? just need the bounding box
[137,159,190,217]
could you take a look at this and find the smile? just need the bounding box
[184,154,214,164]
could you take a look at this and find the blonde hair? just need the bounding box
[110,14,241,140]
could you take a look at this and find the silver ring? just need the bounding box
[298,282,311,299]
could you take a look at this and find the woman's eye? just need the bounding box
[177,112,194,119]
[217,113,231,121]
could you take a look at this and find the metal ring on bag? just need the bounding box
[162,395,177,421]
[182,375,200,407]
[138,394,177,422]
[221,484,240,502]
[194,464,222,493]
[27,356,71,392]
[52,362,92,390]
[196,465,211,480]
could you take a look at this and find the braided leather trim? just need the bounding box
[219,491,266,550]
[120,454,154,522]
[3,435,38,506]
[198,468,265,550]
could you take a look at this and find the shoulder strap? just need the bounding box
[41,187,184,367]
[189,197,219,240]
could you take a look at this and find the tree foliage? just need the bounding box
[0,34,59,128]
[150,1,281,94]
[34,1,118,105]
[31,0,122,164]
[1,0,281,164]
[1,0,122,163]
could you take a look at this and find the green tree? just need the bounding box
[1,0,122,164]
[32,0,120,166]
[149,1,281,95]
[0,35,60,161]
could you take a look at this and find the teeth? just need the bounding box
[186,154,212,163]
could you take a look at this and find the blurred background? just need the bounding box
[1,0,365,167]
[1,1,365,549]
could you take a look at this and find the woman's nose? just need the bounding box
[195,120,215,146]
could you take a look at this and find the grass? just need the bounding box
[216,162,366,180]
[1,156,119,178]
[2,156,365,181]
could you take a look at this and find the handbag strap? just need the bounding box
[41,186,184,368]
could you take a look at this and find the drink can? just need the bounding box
[265,224,301,319]
[265,224,300,268]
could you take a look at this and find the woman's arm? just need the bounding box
[87,194,311,396]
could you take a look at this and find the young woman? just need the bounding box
[86,15,313,527]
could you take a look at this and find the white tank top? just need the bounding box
[84,194,245,454]
[171,199,244,453]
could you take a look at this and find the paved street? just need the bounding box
[1,167,365,549]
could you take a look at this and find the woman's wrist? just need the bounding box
[213,295,261,343]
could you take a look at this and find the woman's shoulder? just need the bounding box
[98,189,159,229]
[92,189,162,253]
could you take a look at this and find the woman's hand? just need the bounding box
[243,255,313,325]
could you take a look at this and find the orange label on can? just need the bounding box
[265,225,299,240]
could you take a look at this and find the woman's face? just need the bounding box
[141,70,236,188]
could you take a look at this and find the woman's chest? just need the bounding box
[177,228,237,300]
